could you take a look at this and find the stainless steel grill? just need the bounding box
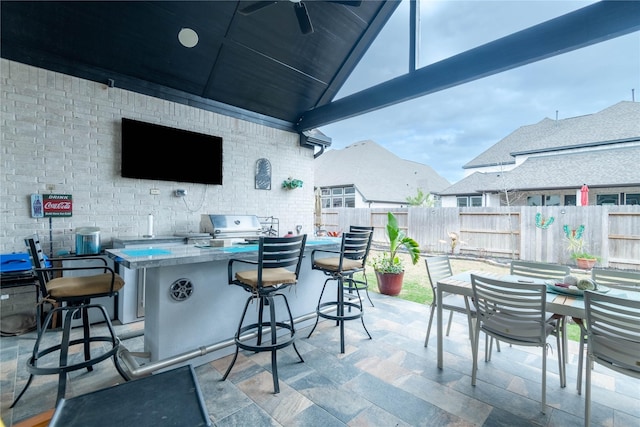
[200,214,262,240]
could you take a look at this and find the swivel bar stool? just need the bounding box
[222,235,307,394]
[12,235,128,407]
[348,226,375,307]
[307,231,372,353]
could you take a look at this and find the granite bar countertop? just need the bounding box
[106,237,340,269]
[112,236,187,248]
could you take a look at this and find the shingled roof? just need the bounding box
[314,140,450,204]
[464,101,640,169]
[439,145,640,195]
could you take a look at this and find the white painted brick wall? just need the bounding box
[1,59,315,255]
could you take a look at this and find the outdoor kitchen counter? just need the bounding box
[106,237,340,269]
[105,238,342,372]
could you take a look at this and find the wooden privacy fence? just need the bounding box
[319,206,640,271]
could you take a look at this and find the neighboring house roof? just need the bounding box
[439,145,640,195]
[314,140,450,204]
[464,101,640,169]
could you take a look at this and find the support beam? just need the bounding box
[409,0,420,72]
[297,0,640,131]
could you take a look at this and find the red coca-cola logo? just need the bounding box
[44,201,72,210]
[42,194,73,216]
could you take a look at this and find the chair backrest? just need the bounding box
[424,256,452,291]
[258,234,307,278]
[471,274,548,343]
[25,235,53,298]
[338,231,372,271]
[347,226,373,264]
[350,225,373,238]
[510,260,570,281]
[591,268,640,292]
[584,291,640,376]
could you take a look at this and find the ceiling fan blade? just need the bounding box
[333,1,362,6]
[294,2,313,34]
[239,1,278,16]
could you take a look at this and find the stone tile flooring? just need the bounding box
[1,292,638,426]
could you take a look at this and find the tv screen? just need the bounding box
[121,118,223,185]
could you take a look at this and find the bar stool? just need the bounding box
[306,231,372,353]
[348,226,374,306]
[11,235,128,407]
[222,235,307,394]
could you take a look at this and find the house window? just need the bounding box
[321,186,356,208]
[470,196,482,207]
[528,194,561,206]
[545,195,561,206]
[527,195,542,206]
[458,196,482,207]
[564,195,576,206]
[625,193,640,205]
[597,194,619,205]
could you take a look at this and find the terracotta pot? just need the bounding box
[375,271,404,296]
[576,258,597,270]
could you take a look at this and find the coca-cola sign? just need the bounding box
[42,194,73,217]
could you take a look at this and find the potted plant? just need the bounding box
[370,212,421,296]
[563,224,600,269]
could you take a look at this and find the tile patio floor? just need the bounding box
[1,291,638,426]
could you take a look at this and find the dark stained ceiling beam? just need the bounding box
[296,0,640,131]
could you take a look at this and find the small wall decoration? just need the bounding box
[282,177,303,190]
[31,194,73,217]
[535,212,554,229]
[255,158,271,190]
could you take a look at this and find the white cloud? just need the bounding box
[319,0,640,183]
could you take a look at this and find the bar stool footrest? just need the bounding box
[28,337,120,376]
[235,322,296,352]
[317,301,364,321]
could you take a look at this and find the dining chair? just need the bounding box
[511,259,569,387]
[470,274,565,413]
[583,291,640,426]
[510,260,570,281]
[423,256,474,346]
[222,235,307,394]
[575,268,640,394]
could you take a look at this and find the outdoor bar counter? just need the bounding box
[106,237,340,374]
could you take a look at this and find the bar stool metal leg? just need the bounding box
[223,293,303,394]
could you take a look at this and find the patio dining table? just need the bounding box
[436,270,640,369]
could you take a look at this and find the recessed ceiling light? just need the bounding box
[178,28,198,48]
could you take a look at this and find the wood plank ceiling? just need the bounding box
[2,1,639,135]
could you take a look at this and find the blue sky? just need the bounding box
[318,0,640,184]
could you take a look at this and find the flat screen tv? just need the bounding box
[121,118,223,185]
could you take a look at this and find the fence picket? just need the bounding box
[319,206,639,270]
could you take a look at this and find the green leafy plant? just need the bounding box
[370,212,420,273]
[282,177,303,189]
[405,188,435,207]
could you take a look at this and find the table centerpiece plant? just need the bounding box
[370,212,421,296]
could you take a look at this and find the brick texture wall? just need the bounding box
[1,59,315,254]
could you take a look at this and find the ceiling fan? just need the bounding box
[239,0,362,35]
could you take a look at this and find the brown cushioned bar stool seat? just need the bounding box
[307,231,373,353]
[222,235,307,394]
[11,235,128,408]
